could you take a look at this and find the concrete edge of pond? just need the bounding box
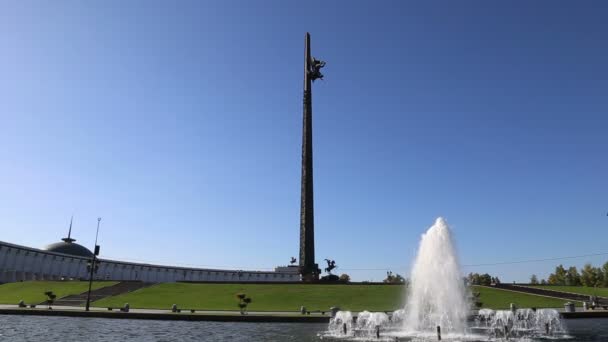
[2,307,608,322]
[0,308,330,323]
[561,311,608,319]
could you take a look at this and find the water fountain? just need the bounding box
[321,217,570,341]
[402,217,469,336]
[472,307,568,339]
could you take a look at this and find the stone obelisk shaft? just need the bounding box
[299,33,317,281]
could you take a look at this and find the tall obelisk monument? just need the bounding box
[299,32,324,282]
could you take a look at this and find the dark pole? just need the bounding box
[298,32,325,282]
[85,217,101,312]
[300,32,316,281]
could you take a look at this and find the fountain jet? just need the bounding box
[403,217,469,334]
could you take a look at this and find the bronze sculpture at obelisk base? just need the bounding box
[299,33,325,282]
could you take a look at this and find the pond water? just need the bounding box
[0,315,323,342]
[0,315,607,341]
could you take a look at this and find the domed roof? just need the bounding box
[45,216,94,258]
[44,241,94,258]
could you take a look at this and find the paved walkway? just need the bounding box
[491,284,592,303]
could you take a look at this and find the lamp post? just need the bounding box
[85,217,101,312]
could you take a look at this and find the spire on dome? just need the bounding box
[62,216,76,243]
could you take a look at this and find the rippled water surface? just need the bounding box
[0,315,324,341]
[1,315,608,341]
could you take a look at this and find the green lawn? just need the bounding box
[0,281,575,311]
[94,283,406,312]
[533,285,608,298]
[0,281,117,305]
[473,286,575,309]
[94,283,574,312]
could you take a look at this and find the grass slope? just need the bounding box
[94,283,572,311]
[533,285,608,298]
[0,281,117,305]
[474,286,574,309]
[94,283,406,312]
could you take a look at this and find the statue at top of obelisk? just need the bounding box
[299,32,325,282]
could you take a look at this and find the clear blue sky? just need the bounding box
[1,1,606,282]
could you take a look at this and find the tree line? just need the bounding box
[530,262,608,287]
[466,273,501,286]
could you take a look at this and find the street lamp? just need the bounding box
[85,217,102,312]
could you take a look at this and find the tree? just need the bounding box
[555,264,568,285]
[530,274,539,285]
[581,264,601,287]
[384,271,405,284]
[479,273,492,286]
[540,279,547,285]
[384,271,394,283]
[490,277,500,284]
[339,274,351,283]
[548,265,567,285]
[597,266,605,287]
[565,266,581,286]
[547,274,558,285]
[467,273,498,286]
[467,273,481,285]
[602,262,608,287]
[44,291,56,310]
[236,293,252,315]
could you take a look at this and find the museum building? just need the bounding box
[0,230,299,283]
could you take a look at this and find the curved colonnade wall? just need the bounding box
[0,241,299,283]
